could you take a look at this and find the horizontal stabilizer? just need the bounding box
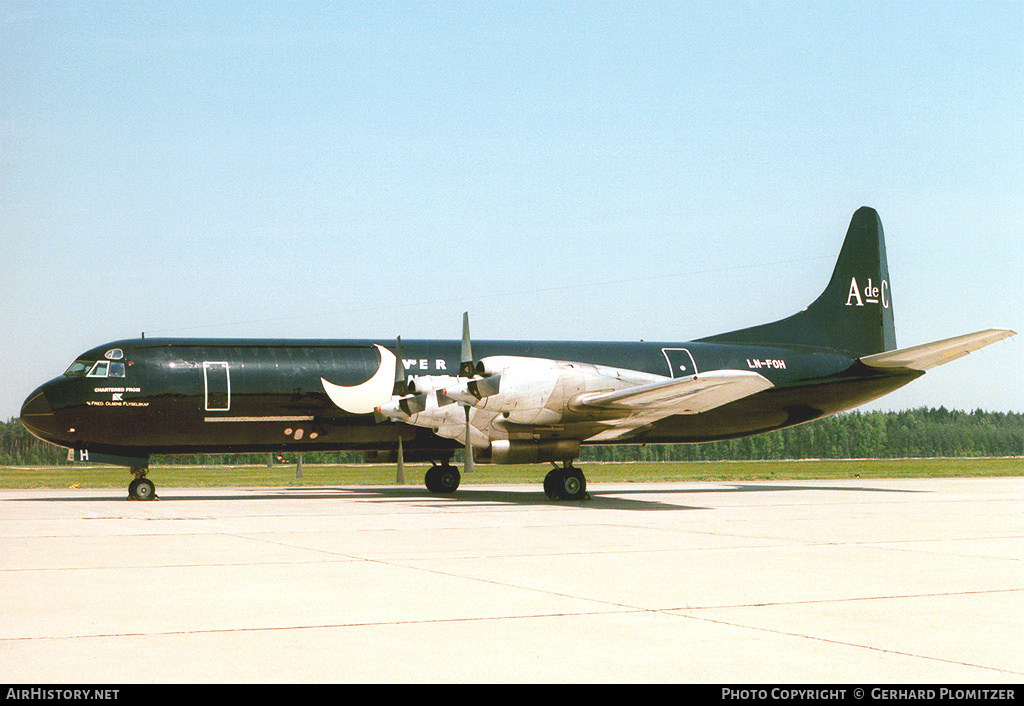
[860,329,1016,372]
[576,369,773,421]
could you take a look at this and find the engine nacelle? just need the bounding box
[408,375,461,394]
[489,439,581,465]
[389,356,669,445]
[462,356,569,425]
[456,356,661,426]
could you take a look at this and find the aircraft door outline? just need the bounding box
[661,348,698,378]
[203,361,231,411]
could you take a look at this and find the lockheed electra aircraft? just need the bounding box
[21,208,1015,500]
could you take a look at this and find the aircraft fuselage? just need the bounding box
[20,208,1010,500]
[22,336,918,462]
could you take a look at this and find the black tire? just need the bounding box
[424,466,440,493]
[425,465,460,494]
[436,465,461,494]
[557,468,587,501]
[131,478,156,501]
[543,468,562,499]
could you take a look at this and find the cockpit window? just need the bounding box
[105,349,124,360]
[65,358,128,378]
[83,360,126,378]
[64,360,93,377]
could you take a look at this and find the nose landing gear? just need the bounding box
[128,468,157,501]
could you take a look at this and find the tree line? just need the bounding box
[2,407,1022,466]
[580,407,1024,462]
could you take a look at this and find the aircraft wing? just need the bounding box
[576,370,774,441]
[859,328,1016,372]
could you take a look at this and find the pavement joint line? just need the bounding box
[3,480,1020,681]
[660,586,1024,611]
[665,609,1024,678]
[0,608,649,642]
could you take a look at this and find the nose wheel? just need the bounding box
[128,469,157,501]
[544,464,588,501]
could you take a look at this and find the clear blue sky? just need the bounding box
[2,1,1021,420]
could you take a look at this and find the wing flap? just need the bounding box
[860,329,1015,372]
[576,370,774,442]
[574,369,774,413]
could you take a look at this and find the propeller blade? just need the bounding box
[398,393,428,416]
[393,336,406,484]
[393,336,408,396]
[435,389,457,407]
[459,312,474,377]
[441,374,501,406]
[459,312,476,473]
[468,374,501,399]
[463,403,474,473]
[396,435,405,484]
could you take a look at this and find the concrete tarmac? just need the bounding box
[1,477,1021,683]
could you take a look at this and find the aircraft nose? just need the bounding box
[20,387,58,441]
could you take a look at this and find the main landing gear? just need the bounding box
[421,460,589,501]
[424,463,461,494]
[128,468,157,501]
[544,463,588,501]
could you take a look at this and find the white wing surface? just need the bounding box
[575,370,774,441]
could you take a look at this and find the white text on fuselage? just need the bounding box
[404,359,447,371]
[89,386,149,407]
[747,358,787,370]
[846,277,890,308]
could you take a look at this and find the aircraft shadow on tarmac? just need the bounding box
[317,483,920,511]
[15,482,921,512]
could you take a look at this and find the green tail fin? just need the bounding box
[700,207,897,356]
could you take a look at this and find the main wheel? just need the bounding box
[558,467,587,501]
[436,465,461,493]
[424,466,440,492]
[543,468,562,499]
[545,467,587,500]
[425,465,461,494]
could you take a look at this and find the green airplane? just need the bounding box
[20,208,1014,500]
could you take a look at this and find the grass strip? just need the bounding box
[1,458,1020,490]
